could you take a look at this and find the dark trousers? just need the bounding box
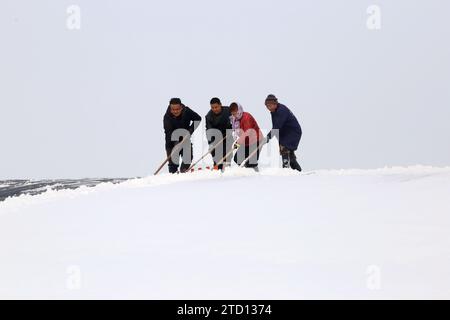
[167,143,193,174]
[280,145,302,172]
[234,142,260,168]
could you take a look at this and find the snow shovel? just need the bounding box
[154,134,190,175]
[215,140,238,169]
[239,139,267,168]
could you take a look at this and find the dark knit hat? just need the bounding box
[265,94,278,103]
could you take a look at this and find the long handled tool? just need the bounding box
[239,139,267,168]
[187,135,227,171]
[154,134,190,175]
[215,140,238,168]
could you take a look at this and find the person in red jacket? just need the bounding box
[229,102,264,170]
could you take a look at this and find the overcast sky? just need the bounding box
[1,0,449,179]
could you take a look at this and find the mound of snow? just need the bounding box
[0,166,449,299]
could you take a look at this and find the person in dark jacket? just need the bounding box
[205,97,233,169]
[163,98,201,173]
[265,94,302,172]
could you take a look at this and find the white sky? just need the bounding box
[1,0,449,179]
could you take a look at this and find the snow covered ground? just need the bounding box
[0,166,449,299]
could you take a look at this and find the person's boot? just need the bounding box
[168,163,179,174]
[280,146,291,168]
[244,160,259,170]
[179,163,191,173]
[221,162,231,172]
[282,154,290,168]
[289,151,302,172]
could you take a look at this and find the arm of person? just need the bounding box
[163,115,174,152]
[205,113,214,145]
[267,106,289,140]
[188,108,202,135]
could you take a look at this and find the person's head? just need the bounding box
[229,102,239,117]
[210,97,222,115]
[229,102,243,119]
[265,94,279,112]
[169,98,183,117]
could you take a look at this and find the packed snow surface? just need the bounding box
[0,166,449,299]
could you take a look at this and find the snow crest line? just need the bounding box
[0,168,297,212]
[1,166,449,212]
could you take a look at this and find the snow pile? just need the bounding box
[0,166,450,299]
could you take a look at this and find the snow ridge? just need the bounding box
[1,165,449,213]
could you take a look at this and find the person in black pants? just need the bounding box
[205,97,233,170]
[163,98,201,173]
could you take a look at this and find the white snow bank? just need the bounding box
[0,166,450,299]
[2,165,449,212]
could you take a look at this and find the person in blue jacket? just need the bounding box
[265,94,302,171]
